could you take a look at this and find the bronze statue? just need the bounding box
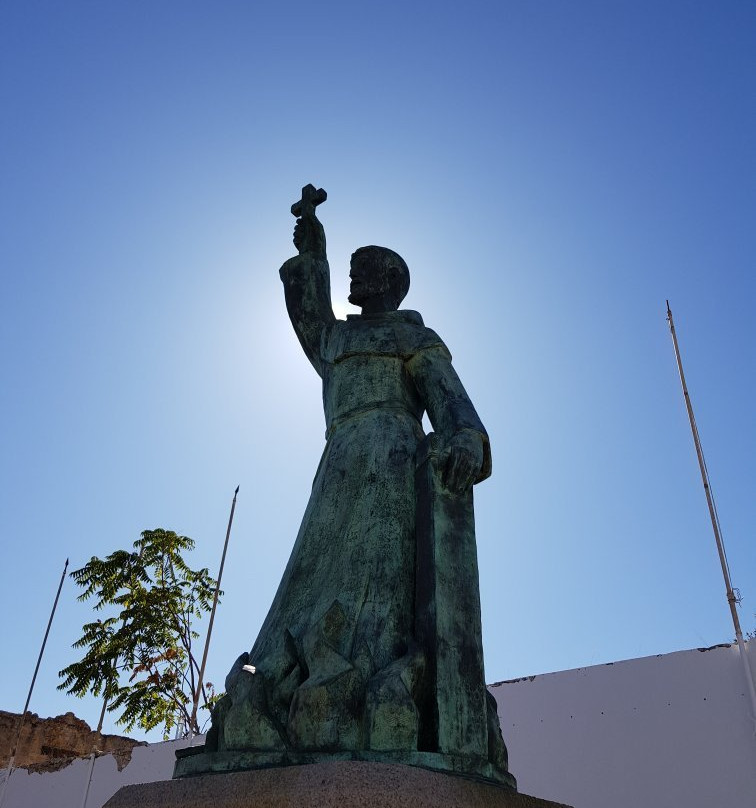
[176,185,515,789]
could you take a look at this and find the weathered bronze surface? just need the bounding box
[175,185,513,788]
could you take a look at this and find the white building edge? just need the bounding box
[491,640,756,807]
[2,641,755,808]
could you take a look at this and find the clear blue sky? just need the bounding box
[1,2,754,741]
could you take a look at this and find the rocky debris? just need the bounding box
[0,710,144,773]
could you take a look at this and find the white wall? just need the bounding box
[0,736,197,808]
[3,642,754,807]
[491,641,756,808]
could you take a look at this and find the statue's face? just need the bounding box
[348,253,391,307]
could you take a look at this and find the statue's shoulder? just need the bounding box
[393,310,449,358]
[326,310,449,361]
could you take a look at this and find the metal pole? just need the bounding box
[0,558,69,808]
[79,695,109,808]
[188,486,240,737]
[666,301,756,732]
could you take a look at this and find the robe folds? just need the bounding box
[208,253,495,756]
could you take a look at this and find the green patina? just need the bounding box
[174,185,515,789]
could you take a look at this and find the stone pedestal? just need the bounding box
[103,761,573,808]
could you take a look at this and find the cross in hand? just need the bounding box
[291,183,327,256]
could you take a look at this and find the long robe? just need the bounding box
[212,252,493,755]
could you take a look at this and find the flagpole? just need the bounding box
[0,558,69,808]
[79,693,109,808]
[666,301,756,732]
[188,486,240,737]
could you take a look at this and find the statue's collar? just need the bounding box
[346,309,424,326]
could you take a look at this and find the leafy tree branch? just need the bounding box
[58,529,221,738]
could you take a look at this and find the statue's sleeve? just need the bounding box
[279,254,336,377]
[407,342,492,483]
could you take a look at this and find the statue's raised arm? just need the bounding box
[279,184,335,376]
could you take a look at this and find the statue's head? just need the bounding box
[349,246,410,312]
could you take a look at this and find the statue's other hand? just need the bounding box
[293,214,326,257]
[440,431,484,494]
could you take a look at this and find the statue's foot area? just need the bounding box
[214,608,427,756]
[173,748,516,790]
[201,619,511,783]
[222,667,286,752]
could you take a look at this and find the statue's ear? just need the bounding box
[387,265,403,307]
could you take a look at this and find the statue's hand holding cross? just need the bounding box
[291,184,327,258]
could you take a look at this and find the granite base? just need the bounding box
[103,760,573,808]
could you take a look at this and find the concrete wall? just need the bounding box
[491,641,756,808]
[2,642,754,807]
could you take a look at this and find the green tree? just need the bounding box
[58,529,220,738]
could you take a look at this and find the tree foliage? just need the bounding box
[58,529,221,738]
